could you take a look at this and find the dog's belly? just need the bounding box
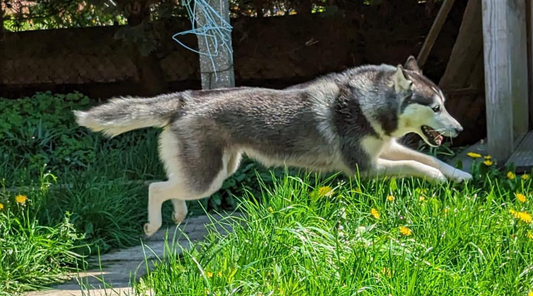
[243,148,344,173]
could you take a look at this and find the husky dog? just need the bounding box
[74,56,472,237]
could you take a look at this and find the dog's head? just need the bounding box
[392,56,463,147]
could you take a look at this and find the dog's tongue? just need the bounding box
[435,134,443,145]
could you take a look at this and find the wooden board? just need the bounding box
[481,0,529,161]
[526,1,533,130]
[506,131,533,173]
[417,0,456,68]
[439,0,482,89]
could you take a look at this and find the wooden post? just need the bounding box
[526,1,533,130]
[196,0,235,89]
[481,0,529,161]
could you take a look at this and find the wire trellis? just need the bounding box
[172,0,233,80]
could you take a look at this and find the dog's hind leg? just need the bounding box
[171,199,187,224]
[145,181,183,236]
[226,153,242,176]
[144,121,242,236]
[169,152,241,226]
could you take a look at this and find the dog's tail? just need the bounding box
[74,93,181,137]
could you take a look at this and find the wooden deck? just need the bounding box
[506,131,533,173]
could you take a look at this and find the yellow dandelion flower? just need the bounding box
[518,212,532,224]
[507,171,516,180]
[15,195,27,204]
[268,207,274,213]
[509,209,532,224]
[516,193,527,203]
[206,271,214,278]
[467,152,482,158]
[419,196,426,202]
[484,155,492,160]
[399,226,412,236]
[528,291,533,296]
[483,160,493,166]
[371,208,380,219]
[0,203,3,210]
[386,195,395,202]
[317,186,334,197]
[522,174,531,180]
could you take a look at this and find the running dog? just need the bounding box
[74,56,472,237]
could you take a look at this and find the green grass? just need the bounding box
[134,171,533,296]
[0,174,86,294]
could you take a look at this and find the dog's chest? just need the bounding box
[360,136,389,160]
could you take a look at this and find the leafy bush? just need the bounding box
[1,91,94,182]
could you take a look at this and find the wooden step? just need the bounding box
[506,131,533,173]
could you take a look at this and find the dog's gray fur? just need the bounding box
[74,56,472,236]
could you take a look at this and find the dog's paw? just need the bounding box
[430,170,447,184]
[172,211,187,225]
[449,170,473,183]
[439,164,473,183]
[144,222,161,238]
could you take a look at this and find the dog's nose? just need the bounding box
[454,126,463,134]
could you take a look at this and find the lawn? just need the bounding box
[135,170,533,296]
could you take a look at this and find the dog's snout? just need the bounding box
[450,124,463,137]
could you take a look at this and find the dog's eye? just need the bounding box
[432,105,441,113]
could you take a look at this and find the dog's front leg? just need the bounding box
[367,158,447,184]
[380,140,472,183]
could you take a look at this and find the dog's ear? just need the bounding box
[404,56,422,74]
[393,65,413,94]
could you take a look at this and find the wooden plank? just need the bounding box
[481,0,529,162]
[417,0,456,68]
[526,1,533,130]
[506,131,533,173]
[508,0,529,138]
[439,0,482,89]
[442,87,484,97]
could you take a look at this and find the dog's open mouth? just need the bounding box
[421,125,443,146]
